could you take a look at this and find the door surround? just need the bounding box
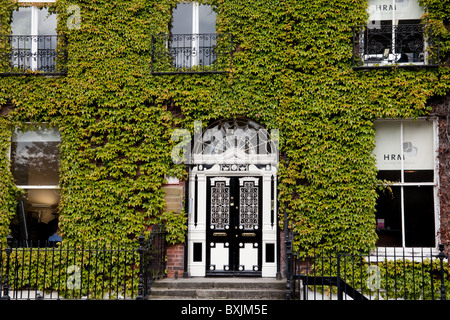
[186,118,279,277]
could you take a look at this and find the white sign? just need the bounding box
[374,120,434,170]
[368,0,424,21]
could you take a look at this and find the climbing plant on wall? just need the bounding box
[0,0,448,255]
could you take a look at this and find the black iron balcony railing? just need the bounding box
[352,24,439,69]
[0,35,67,75]
[151,33,233,74]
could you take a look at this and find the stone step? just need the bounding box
[148,277,287,300]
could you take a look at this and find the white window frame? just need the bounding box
[9,124,61,244]
[9,124,61,189]
[191,2,200,66]
[374,118,440,254]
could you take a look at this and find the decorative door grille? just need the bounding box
[239,181,259,230]
[210,181,230,230]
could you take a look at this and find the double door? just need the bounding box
[206,176,262,276]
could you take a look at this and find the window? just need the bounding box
[0,2,67,75]
[170,2,217,69]
[191,118,279,166]
[12,6,57,71]
[353,0,439,68]
[373,119,437,247]
[151,1,233,74]
[9,125,61,245]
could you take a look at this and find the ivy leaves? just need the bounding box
[0,0,448,253]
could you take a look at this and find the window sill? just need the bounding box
[370,247,440,259]
[353,62,439,70]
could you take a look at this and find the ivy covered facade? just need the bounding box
[0,0,449,278]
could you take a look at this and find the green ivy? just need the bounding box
[304,255,450,300]
[0,0,448,258]
[1,244,141,299]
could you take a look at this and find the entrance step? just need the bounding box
[147,277,287,300]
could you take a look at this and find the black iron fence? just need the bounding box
[352,24,440,68]
[137,224,167,300]
[0,35,68,75]
[286,242,448,300]
[0,225,166,300]
[151,33,233,74]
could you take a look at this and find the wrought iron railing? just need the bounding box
[151,33,233,74]
[285,240,449,300]
[0,225,166,300]
[0,35,67,75]
[137,224,167,300]
[352,24,440,68]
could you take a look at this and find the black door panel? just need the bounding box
[206,176,262,276]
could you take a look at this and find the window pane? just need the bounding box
[404,170,433,182]
[11,7,32,35]
[198,4,216,34]
[37,8,57,36]
[172,3,216,34]
[404,186,435,247]
[374,120,435,179]
[11,127,60,186]
[375,187,402,247]
[395,0,424,20]
[366,20,392,56]
[10,189,60,243]
[37,8,58,71]
[172,3,193,34]
[377,170,401,183]
[402,120,434,171]
[374,121,402,171]
[11,8,33,69]
[398,19,421,25]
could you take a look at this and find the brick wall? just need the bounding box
[166,243,185,278]
[162,180,186,278]
[431,93,450,255]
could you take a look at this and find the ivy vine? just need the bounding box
[0,0,448,256]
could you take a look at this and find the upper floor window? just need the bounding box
[352,0,440,68]
[0,3,67,75]
[151,2,233,74]
[171,2,217,69]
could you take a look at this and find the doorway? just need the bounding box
[186,118,279,278]
[206,176,262,276]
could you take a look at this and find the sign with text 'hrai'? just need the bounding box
[373,120,434,170]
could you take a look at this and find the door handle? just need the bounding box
[242,233,257,237]
[213,232,227,237]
